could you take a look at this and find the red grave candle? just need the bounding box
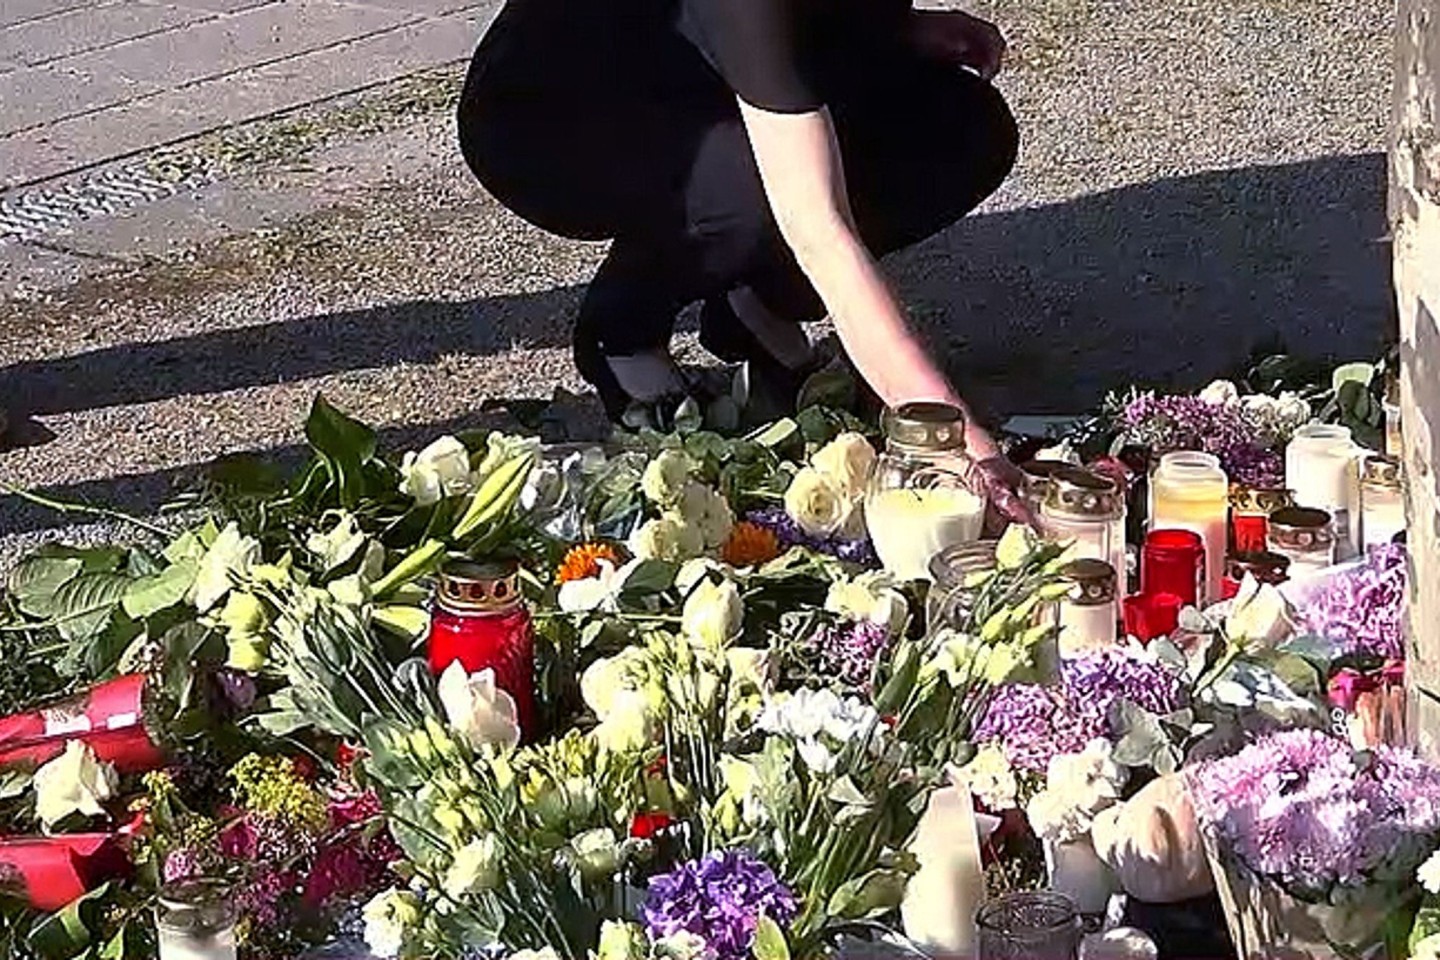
[427,560,537,739]
[1229,486,1294,555]
[1140,529,1204,608]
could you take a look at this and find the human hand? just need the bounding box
[906,9,1007,80]
[974,455,1037,533]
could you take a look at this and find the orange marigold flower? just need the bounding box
[721,522,782,568]
[556,542,622,584]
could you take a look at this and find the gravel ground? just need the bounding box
[0,0,1396,566]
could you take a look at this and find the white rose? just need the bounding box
[810,432,877,500]
[192,522,261,613]
[683,484,734,549]
[1225,575,1295,649]
[1240,393,1281,420]
[953,744,1019,812]
[654,932,717,960]
[580,648,649,719]
[825,572,909,636]
[558,558,630,614]
[32,741,118,828]
[1275,391,1312,425]
[399,435,474,506]
[593,689,658,753]
[443,834,501,898]
[642,449,695,507]
[1197,379,1240,407]
[436,662,521,751]
[784,467,849,538]
[569,827,620,879]
[629,515,704,562]
[682,577,744,648]
[1419,850,1440,895]
[362,888,422,959]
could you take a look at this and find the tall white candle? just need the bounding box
[901,783,987,959]
[867,487,985,582]
[1149,453,1229,604]
[1286,424,1362,560]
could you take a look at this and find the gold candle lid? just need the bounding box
[1229,484,1294,515]
[1361,455,1402,489]
[1058,558,1118,605]
[1267,507,1334,551]
[882,402,967,451]
[437,559,521,614]
[1044,467,1123,518]
[928,540,999,585]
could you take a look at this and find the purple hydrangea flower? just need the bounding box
[1187,729,1440,894]
[746,506,877,566]
[642,850,798,960]
[974,649,1186,773]
[1298,543,1408,660]
[806,620,890,689]
[1118,393,1284,488]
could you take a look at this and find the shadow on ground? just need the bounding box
[1,152,1395,534]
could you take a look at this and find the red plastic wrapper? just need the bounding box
[1328,660,1406,748]
[0,833,131,911]
[0,675,166,774]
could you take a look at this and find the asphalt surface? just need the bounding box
[0,0,1398,565]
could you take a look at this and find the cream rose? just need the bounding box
[679,483,734,549]
[437,662,521,751]
[825,572,909,636]
[682,577,744,648]
[1225,574,1295,649]
[810,432,877,500]
[629,515,704,562]
[1198,379,1240,407]
[399,435,474,506]
[32,741,118,828]
[641,449,695,507]
[784,467,849,538]
[443,834,501,898]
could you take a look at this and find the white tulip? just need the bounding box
[436,662,521,751]
[784,467,849,538]
[682,577,744,648]
[810,432,877,501]
[32,741,118,828]
[399,435,474,506]
[558,558,634,613]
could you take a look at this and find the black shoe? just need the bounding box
[573,328,709,433]
[698,296,813,420]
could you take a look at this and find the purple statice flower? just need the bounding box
[643,850,798,960]
[746,506,877,566]
[1118,393,1283,488]
[974,650,1187,774]
[215,669,257,711]
[806,620,890,689]
[1187,729,1440,894]
[162,847,204,884]
[1299,543,1407,660]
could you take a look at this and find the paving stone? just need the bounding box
[56,0,414,90]
[0,63,159,137]
[160,0,277,11]
[0,0,94,30]
[0,3,215,68]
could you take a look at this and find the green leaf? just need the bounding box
[874,640,921,716]
[617,559,678,598]
[304,394,378,508]
[1261,651,1323,696]
[34,545,126,574]
[826,868,909,921]
[7,557,83,618]
[1331,361,1376,394]
[85,613,143,678]
[161,530,205,564]
[0,768,33,800]
[797,365,856,413]
[748,418,799,450]
[124,549,163,579]
[121,560,198,619]
[451,454,534,541]
[673,396,704,435]
[373,605,430,641]
[26,882,111,957]
[753,915,790,960]
[50,572,130,643]
[371,540,446,600]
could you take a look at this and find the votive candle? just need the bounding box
[1285,424,1361,561]
[1149,452,1229,604]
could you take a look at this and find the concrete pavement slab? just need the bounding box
[0,8,494,189]
[0,3,216,68]
[56,0,414,91]
[0,64,159,137]
[0,0,93,30]
[349,0,499,14]
[161,0,277,11]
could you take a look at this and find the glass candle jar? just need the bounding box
[1360,455,1405,551]
[1020,459,1072,518]
[1055,559,1119,657]
[1220,550,1292,600]
[1123,591,1183,643]
[1285,424,1362,561]
[1228,485,1294,556]
[156,880,237,960]
[1141,529,1203,608]
[867,402,988,582]
[1080,928,1159,960]
[1149,452,1229,605]
[428,559,536,738]
[977,891,1083,960]
[1041,468,1128,595]
[1267,507,1335,577]
[927,540,998,638]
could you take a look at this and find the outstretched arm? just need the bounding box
[736,99,1002,460]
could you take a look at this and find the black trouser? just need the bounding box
[459,30,1019,366]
